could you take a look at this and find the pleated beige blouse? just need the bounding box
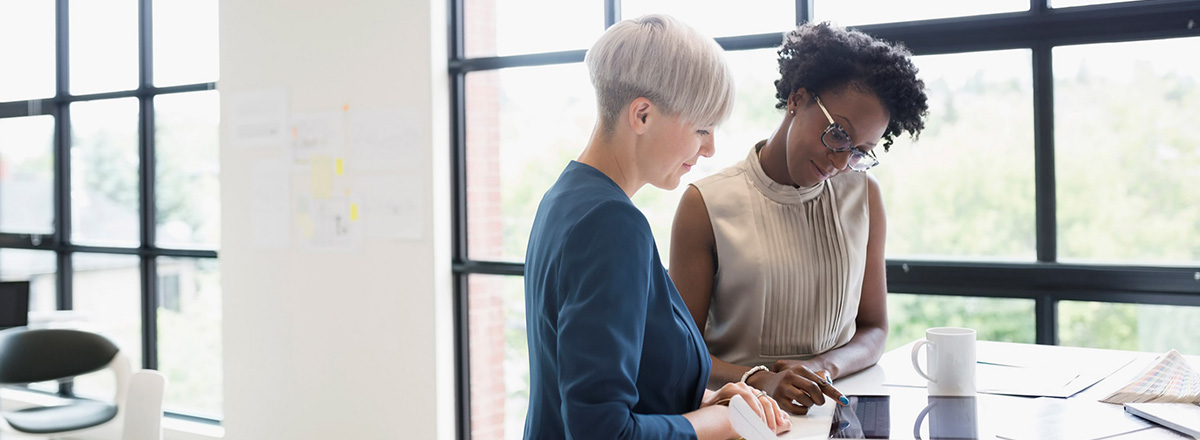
[691,142,870,367]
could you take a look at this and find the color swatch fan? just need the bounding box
[1101,349,1200,404]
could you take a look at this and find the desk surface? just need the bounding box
[779,341,1198,439]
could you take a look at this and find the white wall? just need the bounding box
[218,0,452,439]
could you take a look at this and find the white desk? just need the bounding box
[780,340,1198,439]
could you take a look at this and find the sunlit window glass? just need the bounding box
[468,275,527,440]
[156,257,222,418]
[69,0,138,95]
[812,0,1026,26]
[71,98,141,247]
[1054,38,1200,265]
[887,293,1035,350]
[155,91,221,249]
[621,0,794,38]
[464,0,603,58]
[873,50,1036,261]
[0,1,55,102]
[153,0,219,87]
[1059,301,1200,355]
[0,115,55,235]
[0,249,57,313]
[465,64,595,262]
[71,253,142,399]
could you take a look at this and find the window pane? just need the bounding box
[153,0,219,87]
[621,0,794,39]
[0,1,56,101]
[1059,301,1200,356]
[813,0,1027,26]
[71,253,142,398]
[0,249,57,313]
[155,91,220,248]
[468,274,527,440]
[71,98,141,247]
[70,0,139,95]
[1054,38,1200,265]
[465,64,595,262]
[886,293,1036,351]
[873,50,1036,261]
[464,0,603,58]
[0,115,55,234]
[156,257,221,418]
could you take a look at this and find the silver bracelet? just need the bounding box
[740,365,769,384]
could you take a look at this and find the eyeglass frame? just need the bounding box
[812,94,880,172]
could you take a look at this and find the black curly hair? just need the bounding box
[775,22,928,151]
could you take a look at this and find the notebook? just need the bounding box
[1123,402,1200,438]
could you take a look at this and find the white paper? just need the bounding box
[353,175,423,240]
[229,89,288,149]
[779,401,836,439]
[289,111,346,162]
[349,107,419,172]
[994,397,1152,440]
[294,194,360,251]
[251,160,290,249]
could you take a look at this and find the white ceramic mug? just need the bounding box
[910,327,976,396]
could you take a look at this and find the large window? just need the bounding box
[0,0,221,422]
[450,0,1200,438]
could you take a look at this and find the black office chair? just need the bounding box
[0,328,133,436]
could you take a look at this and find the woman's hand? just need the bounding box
[702,382,792,435]
[747,362,847,415]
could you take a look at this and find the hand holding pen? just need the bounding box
[745,362,849,415]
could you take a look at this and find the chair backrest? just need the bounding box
[0,281,30,330]
[0,328,120,385]
[122,370,167,440]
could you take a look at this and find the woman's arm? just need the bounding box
[669,186,751,388]
[560,201,788,439]
[557,202,698,439]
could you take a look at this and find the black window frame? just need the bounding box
[447,0,1200,437]
[0,0,219,425]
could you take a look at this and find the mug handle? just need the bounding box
[911,339,937,383]
[912,400,936,440]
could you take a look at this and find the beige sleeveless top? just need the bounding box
[691,143,870,367]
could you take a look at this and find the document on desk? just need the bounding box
[884,344,1137,398]
[779,402,837,440]
[976,357,1136,398]
[994,397,1154,440]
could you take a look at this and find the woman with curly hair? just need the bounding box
[669,21,929,415]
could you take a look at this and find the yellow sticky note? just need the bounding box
[336,158,344,175]
[310,155,333,200]
[296,214,315,239]
[350,204,359,221]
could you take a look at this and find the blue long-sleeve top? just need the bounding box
[523,161,713,440]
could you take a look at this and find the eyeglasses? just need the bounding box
[813,95,879,172]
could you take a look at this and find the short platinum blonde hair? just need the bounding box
[585,14,735,133]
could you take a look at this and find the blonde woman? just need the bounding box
[523,14,791,440]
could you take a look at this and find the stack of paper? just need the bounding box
[1101,349,1200,404]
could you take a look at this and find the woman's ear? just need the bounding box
[629,97,653,135]
[788,88,810,115]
